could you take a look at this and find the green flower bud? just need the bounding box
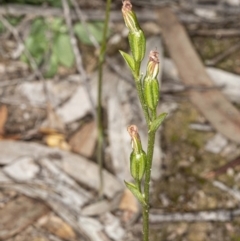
[130,151,147,181]
[144,76,159,111]
[122,0,146,62]
[146,50,159,79]
[128,30,146,62]
[127,125,146,181]
[143,51,160,110]
[122,0,140,32]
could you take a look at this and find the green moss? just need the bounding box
[231,236,240,241]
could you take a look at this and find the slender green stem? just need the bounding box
[135,80,150,127]
[152,109,157,121]
[97,0,112,198]
[143,130,156,241]
[134,62,150,127]
[142,203,149,241]
[134,61,156,241]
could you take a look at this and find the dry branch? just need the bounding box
[191,29,240,38]
[149,208,240,223]
[157,8,240,144]
[0,4,155,22]
[205,42,240,66]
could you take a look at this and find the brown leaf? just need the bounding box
[0,196,49,240]
[38,214,76,240]
[69,120,97,158]
[0,105,8,135]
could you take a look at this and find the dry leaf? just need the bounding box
[69,120,97,158]
[38,214,76,240]
[0,105,8,135]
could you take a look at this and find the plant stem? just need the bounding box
[97,0,112,198]
[134,62,150,127]
[135,80,150,127]
[143,130,156,241]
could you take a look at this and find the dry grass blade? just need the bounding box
[61,0,95,118]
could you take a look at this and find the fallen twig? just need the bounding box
[213,180,240,201]
[2,3,238,26]
[206,156,240,179]
[190,29,240,38]
[0,4,155,22]
[183,3,240,16]
[206,42,240,66]
[0,74,35,88]
[149,208,240,223]
[157,8,240,144]
[163,58,240,104]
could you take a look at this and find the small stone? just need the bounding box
[159,193,170,207]
[205,133,228,154]
[227,168,234,177]
[38,214,76,240]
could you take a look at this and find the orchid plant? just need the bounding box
[120,1,167,240]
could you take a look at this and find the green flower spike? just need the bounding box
[144,50,160,111]
[122,0,146,62]
[127,125,146,181]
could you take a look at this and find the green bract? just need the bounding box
[130,151,146,181]
[119,50,135,74]
[149,113,168,133]
[144,76,159,111]
[124,181,146,206]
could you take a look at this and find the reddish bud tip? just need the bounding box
[122,0,132,12]
[127,125,139,139]
[127,125,142,153]
[149,50,159,63]
[122,0,140,32]
[147,50,160,79]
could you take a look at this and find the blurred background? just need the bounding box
[0,0,240,241]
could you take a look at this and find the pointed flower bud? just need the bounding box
[127,125,142,154]
[122,0,140,32]
[127,125,146,181]
[146,50,159,79]
[122,0,146,62]
[143,50,160,111]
